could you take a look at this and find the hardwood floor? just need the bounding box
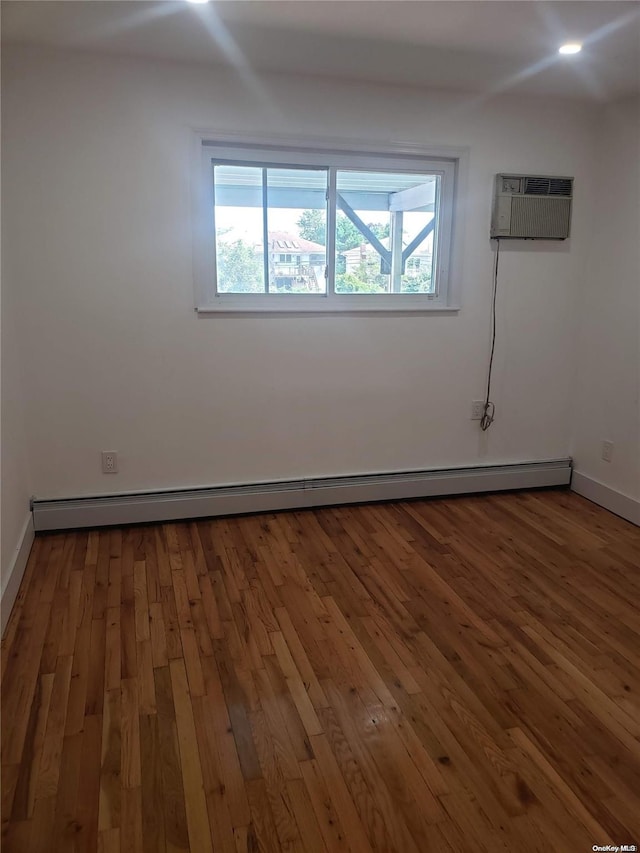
[2,489,639,852]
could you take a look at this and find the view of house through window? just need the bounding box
[212,162,441,298]
[267,168,327,293]
[214,165,328,294]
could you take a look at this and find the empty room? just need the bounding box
[1,1,639,850]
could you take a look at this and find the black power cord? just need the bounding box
[481,238,500,431]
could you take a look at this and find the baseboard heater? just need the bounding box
[30,459,572,532]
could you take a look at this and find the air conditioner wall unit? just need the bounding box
[490,174,574,239]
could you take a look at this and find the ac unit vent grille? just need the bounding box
[511,197,571,239]
[521,177,572,197]
[549,178,572,196]
[524,177,551,195]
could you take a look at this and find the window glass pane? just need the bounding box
[401,205,437,293]
[213,165,265,293]
[334,170,439,294]
[266,168,328,294]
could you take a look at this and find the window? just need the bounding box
[194,137,460,312]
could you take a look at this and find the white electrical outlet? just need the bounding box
[101,451,118,473]
[471,400,485,420]
[601,441,614,463]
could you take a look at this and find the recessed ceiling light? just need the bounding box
[186,0,210,4]
[559,43,582,55]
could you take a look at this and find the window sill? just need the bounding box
[196,303,461,316]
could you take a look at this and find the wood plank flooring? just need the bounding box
[2,489,639,852]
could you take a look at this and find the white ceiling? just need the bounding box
[2,1,639,100]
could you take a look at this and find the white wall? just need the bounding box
[2,45,599,500]
[1,216,32,598]
[2,30,34,607]
[571,96,640,506]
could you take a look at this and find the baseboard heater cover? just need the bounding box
[31,459,572,531]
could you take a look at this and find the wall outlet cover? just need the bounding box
[101,451,119,473]
[601,441,614,463]
[471,400,485,420]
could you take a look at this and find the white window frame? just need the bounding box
[192,132,465,314]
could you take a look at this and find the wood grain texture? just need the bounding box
[2,490,639,851]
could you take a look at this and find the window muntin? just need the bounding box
[199,142,458,312]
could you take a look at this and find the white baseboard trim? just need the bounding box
[32,459,572,532]
[571,471,640,526]
[1,513,35,637]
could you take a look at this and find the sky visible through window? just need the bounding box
[217,207,392,241]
